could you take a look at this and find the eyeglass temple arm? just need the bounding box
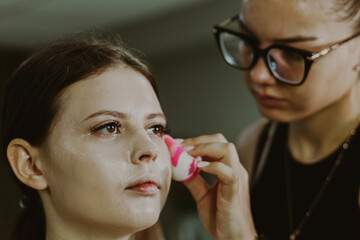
[309,44,341,61]
[216,15,239,28]
[309,31,360,61]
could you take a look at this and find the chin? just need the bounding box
[128,213,160,234]
[259,107,296,123]
[123,203,162,229]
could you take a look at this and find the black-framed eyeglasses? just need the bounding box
[213,15,360,86]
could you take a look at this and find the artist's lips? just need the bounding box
[255,93,285,107]
[125,176,160,195]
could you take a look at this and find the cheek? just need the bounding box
[303,58,356,99]
[42,133,172,227]
[42,139,129,218]
[156,140,172,204]
[44,140,116,185]
[284,58,358,118]
[159,143,172,184]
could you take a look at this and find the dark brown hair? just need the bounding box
[0,31,158,240]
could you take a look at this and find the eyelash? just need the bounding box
[90,122,170,136]
[147,124,171,137]
[90,121,121,135]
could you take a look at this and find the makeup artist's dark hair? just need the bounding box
[0,31,158,240]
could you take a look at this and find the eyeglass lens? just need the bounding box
[219,32,306,84]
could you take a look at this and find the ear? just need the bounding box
[7,138,48,190]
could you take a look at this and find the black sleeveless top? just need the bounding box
[251,123,360,240]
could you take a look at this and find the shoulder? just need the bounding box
[236,118,269,178]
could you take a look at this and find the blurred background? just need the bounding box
[0,0,261,239]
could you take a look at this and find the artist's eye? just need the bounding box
[91,122,121,135]
[147,124,170,137]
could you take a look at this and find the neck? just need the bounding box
[42,198,134,240]
[45,220,134,240]
[288,83,360,164]
[46,226,133,240]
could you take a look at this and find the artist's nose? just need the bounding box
[249,57,277,85]
[130,134,159,164]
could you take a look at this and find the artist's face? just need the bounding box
[39,64,171,237]
[240,0,360,122]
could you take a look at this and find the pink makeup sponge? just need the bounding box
[164,135,201,182]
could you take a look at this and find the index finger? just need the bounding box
[182,133,228,146]
[188,142,242,171]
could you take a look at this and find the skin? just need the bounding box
[8,64,172,240]
[182,134,257,240]
[7,2,359,238]
[166,0,360,239]
[170,2,360,239]
[238,0,360,163]
[235,0,360,236]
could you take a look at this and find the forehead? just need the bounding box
[240,0,353,43]
[56,64,161,121]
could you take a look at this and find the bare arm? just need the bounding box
[236,119,268,182]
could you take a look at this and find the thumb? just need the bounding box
[182,174,210,202]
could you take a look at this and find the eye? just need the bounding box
[91,122,121,135]
[281,50,303,62]
[147,124,170,137]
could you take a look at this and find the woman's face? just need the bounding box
[240,0,360,122]
[38,65,171,237]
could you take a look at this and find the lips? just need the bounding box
[125,176,160,195]
[255,92,285,107]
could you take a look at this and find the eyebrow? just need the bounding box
[238,19,318,44]
[146,113,166,121]
[82,111,166,122]
[82,111,129,122]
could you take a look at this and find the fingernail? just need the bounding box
[183,145,194,152]
[197,161,210,168]
[175,138,184,144]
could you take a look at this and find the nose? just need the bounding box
[130,134,159,164]
[249,56,277,85]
